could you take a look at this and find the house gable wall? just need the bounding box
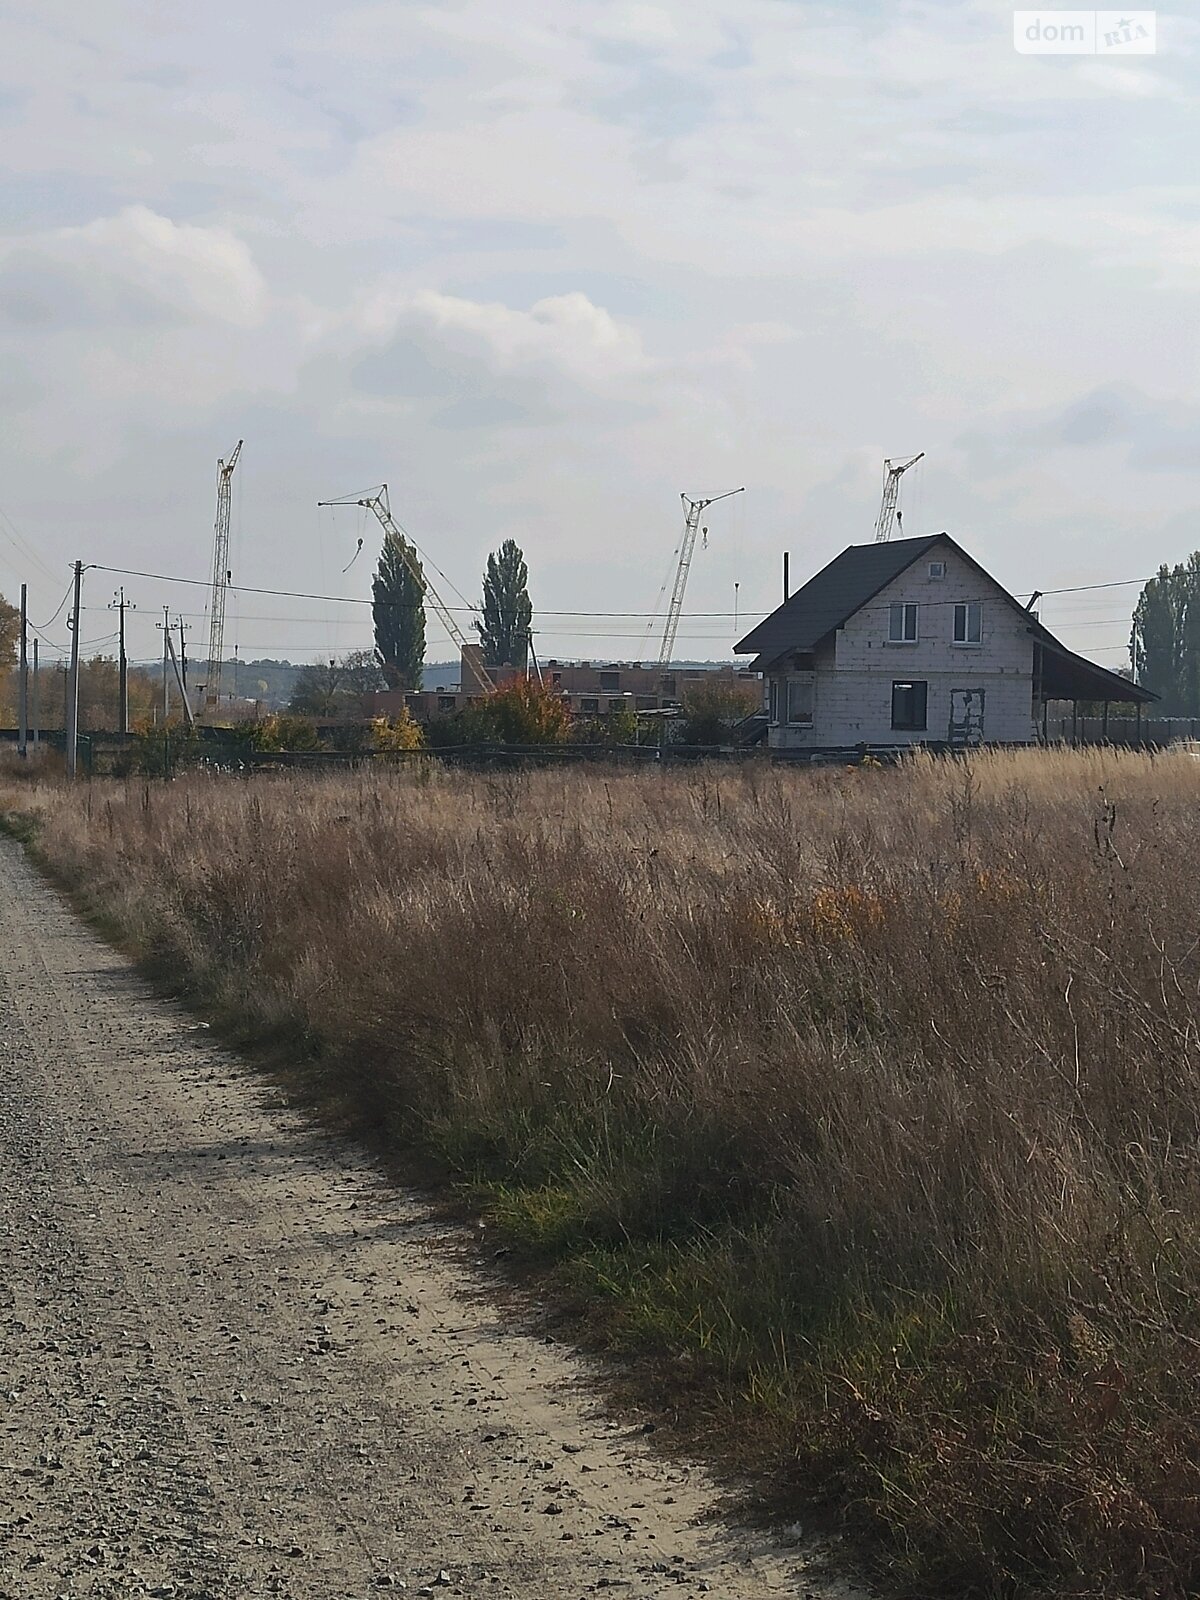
[768,544,1038,749]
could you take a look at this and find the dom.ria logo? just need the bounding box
[1013,11,1156,53]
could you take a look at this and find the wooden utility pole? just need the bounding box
[31,637,39,750]
[65,561,82,779]
[17,583,27,759]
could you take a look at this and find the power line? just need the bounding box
[0,502,63,587]
[88,563,770,618]
[36,577,76,632]
[89,557,1160,617]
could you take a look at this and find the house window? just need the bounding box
[928,561,946,580]
[768,679,780,724]
[786,679,813,725]
[891,680,928,731]
[888,602,918,643]
[600,671,620,692]
[580,697,599,713]
[607,698,624,713]
[437,695,456,711]
[551,671,562,686]
[953,602,982,644]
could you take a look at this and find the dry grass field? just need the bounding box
[7,747,1200,1598]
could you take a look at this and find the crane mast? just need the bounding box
[873,452,924,543]
[318,485,495,695]
[657,487,744,669]
[204,439,243,714]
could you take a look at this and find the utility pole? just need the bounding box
[526,630,543,686]
[31,637,39,750]
[109,587,135,734]
[17,583,27,760]
[65,561,82,779]
[165,632,194,728]
[176,614,191,717]
[158,607,171,723]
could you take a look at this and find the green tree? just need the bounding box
[289,650,388,719]
[677,681,761,746]
[1132,558,1200,714]
[373,533,425,690]
[338,648,386,702]
[576,709,639,746]
[476,539,532,670]
[289,660,344,718]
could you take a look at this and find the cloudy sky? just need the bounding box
[0,0,1195,670]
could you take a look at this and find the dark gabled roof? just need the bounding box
[735,532,1157,705]
[734,534,945,661]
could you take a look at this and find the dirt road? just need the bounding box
[0,838,865,1600]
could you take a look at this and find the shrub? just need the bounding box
[677,681,761,745]
[242,713,322,752]
[370,710,424,751]
[456,679,571,746]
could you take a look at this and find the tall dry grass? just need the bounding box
[10,747,1200,1598]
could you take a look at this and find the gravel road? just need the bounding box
[0,838,866,1600]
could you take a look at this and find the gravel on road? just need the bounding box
[0,838,867,1600]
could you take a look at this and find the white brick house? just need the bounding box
[734,533,1154,751]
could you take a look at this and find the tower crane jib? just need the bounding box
[873,451,924,543]
[657,487,744,668]
[317,485,495,696]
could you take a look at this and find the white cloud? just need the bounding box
[0,206,267,329]
[354,289,647,383]
[0,0,1196,666]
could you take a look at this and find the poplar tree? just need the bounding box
[476,539,532,670]
[372,532,425,691]
[1132,556,1200,714]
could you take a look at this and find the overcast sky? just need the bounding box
[0,0,1196,669]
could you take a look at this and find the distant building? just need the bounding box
[735,533,1155,751]
[370,649,762,725]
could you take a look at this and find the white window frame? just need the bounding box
[888,602,918,643]
[928,560,946,579]
[953,602,983,645]
[786,678,813,726]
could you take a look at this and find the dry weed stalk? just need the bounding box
[10,746,1200,1598]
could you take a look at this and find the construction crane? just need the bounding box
[873,452,924,543]
[317,485,495,695]
[658,487,744,668]
[203,439,243,715]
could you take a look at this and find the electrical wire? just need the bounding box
[87,557,1166,616]
[0,501,62,587]
[36,577,76,632]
